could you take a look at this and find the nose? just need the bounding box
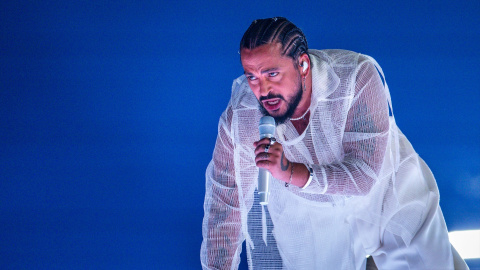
[258,79,271,98]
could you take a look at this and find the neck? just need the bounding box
[291,72,312,120]
[290,107,310,121]
[291,110,310,135]
[290,72,312,135]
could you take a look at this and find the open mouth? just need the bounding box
[262,98,282,111]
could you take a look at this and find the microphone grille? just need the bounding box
[259,116,276,138]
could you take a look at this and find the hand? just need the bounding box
[253,137,291,183]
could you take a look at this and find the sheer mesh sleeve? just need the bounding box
[201,107,244,270]
[305,58,389,196]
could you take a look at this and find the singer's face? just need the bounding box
[241,43,302,124]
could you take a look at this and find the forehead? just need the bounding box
[240,43,294,71]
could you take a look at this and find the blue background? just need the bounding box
[1,0,479,269]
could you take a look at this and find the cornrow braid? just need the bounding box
[239,17,309,62]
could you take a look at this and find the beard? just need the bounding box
[258,77,303,124]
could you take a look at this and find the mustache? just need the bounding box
[259,93,286,102]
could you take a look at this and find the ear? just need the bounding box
[298,53,310,76]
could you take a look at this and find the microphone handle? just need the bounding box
[258,116,275,205]
[258,168,270,205]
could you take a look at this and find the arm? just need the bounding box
[201,108,243,270]
[302,58,390,196]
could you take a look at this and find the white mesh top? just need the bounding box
[201,49,456,269]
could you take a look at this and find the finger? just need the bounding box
[256,145,281,158]
[258,140,282,153]
[255,143,270,155]
[256,153,276,166]
[254,137,272,147]
[255,160,271,170]
[255,152,270,163]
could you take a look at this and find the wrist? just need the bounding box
[285,163,312,188]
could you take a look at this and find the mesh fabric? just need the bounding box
[201,50,454,269]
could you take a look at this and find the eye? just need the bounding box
[269,72,279,77]
[247,75,257,81]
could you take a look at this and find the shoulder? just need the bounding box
[309,49,384,85]
[309,49,360,65]
[309,49,378,69]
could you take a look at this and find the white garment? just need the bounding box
[201,49,458,269]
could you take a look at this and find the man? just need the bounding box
[201,17,464,269]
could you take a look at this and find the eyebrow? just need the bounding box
[244,67,280,75]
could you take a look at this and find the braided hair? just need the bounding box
[239,17,309,62]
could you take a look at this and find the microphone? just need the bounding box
[258,116,276,205]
